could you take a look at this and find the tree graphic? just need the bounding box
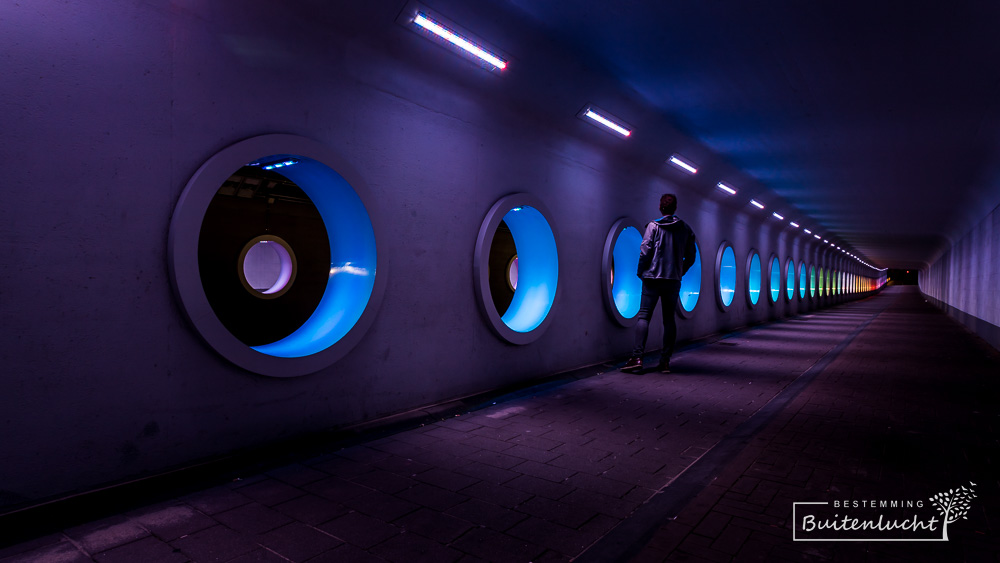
[929,481,977,541]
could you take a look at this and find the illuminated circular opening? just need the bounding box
[678,243,701,315]
[507,256,519,291]
[474,194,559,345]
[746,251,761,307]
[768,256,781,304]
[799,263,807,299]
[169,135,385,377]
[239,236,297,298]
[716,243,736,310]
[602,219,643,326]
[786,259,795,301]
[809,265,816,298]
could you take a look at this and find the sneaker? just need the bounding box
[622,357,643,373]
[655,359,671,373]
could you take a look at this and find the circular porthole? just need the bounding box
[677,243,701,317]
[602,218,643,326]
[809,265,816,298]
[238,235,297,298]
[798,262,807,299]
[474,194,559,345]
[785,258,795,301]
[168,135,386,377]
[746,250,761,307]
[716,242,736,311]
[768,255,781,304]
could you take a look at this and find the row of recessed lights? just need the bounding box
[407,9,881,271]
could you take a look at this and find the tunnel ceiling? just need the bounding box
[482,1,1000,270]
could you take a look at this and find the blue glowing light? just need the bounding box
[611,226,642,318]
[253,158,300,170]
[719,245,736,307]
[250,157,377,358]
[769,257,780,303]
[413,13,508,70]
[799,263,807,298]
[786,260,795,300]
[748,253,761,305]
[679,243,701,312]
[499,206,557,333]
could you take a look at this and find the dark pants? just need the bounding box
[632,279,682,359]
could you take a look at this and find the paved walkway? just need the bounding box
[2,287,997,562]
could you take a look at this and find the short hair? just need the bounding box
[659,194,678,215]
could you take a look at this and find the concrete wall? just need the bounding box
[0,1,878,509]
[921,204,1000,351]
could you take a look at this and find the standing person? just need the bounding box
[622,194,697,373]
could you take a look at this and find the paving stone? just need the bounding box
[412,467,481,492]
[183,487,254,516]
[515,497,596,529]
[64,515,150,554]
[458,481,532,509]
[93,535,187,563]
[450,527,547,563]
[214,502,292,536]
[446,499,528,532]
[395,508,475,543]
[510,460,576,483]
[317,511,400,549]
[371,531,463,563]
[272,493,349,526]
[302,476,373,504]
[171,525,257,562]
[256,522,342,562]
[350,469,418,494]
[130,504,217,542]
[506,474,573,501]
[224,548,289,562]
[0,540,91,563]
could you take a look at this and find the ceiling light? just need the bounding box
[772,212,784,220]
[716,182,737,195]
[790,222,800,228]
[814,234,821,240]
[413,12,508,70]
[750,199,765,209]
[804,228,812,234]
[580,107,631,137]
[669,155,698,174]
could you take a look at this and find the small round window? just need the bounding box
[474,194,559,345]
[746,251,761,307]
[601,219,643,326]
[798,262,807,299]
[785,259,795,301]
[678,243,701,315]
[716,243,736,311]
[809,265,816,298]
[239,236,297,298]
[768,256,781,304]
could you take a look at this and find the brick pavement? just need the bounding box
[2,287,997,562]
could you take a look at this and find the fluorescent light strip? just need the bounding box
[823,239,829,243]
[814,234,822,240]
[716,182,737,195]
[790,222,800,228]
[750,199,765,209]
[804,228,812,234]
[414,13,508,70]
[772,212,784,220]
[583,109,631,137]
[669,155,698,174]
